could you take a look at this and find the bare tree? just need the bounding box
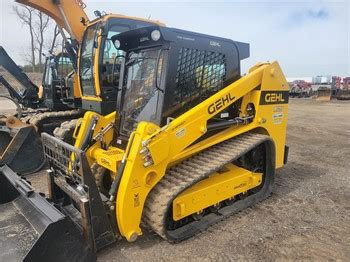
[48,24,62,54]
[13,5,54,72]
[33,10,50,71]
[13,5,36,72]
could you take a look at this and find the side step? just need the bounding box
[0,165,95,262]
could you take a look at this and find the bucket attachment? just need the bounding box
[0,165,95,262]
[0,117,44,175]
[316,88,332,101]
[41,133,117,253]
[336,89,350,100]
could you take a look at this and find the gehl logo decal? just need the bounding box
[208,93,235,115]
[260,91,289,105]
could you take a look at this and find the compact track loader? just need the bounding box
[0,26,289,261]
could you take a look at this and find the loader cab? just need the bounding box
[112,26,250,142]
[78,16,165,115]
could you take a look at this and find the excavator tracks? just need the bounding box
[53,118,79,144]
[21,109,82,133]
[143,132,275,242]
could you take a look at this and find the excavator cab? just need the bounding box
[42,52,78,110]
[78,16,165,114]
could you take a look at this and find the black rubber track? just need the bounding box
[143,132,276,242]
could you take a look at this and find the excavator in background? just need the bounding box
[0,46,81,125]
[0,46,81,174]
[0,0,165,174]
[0,25,289,261]
[15,0,164,116]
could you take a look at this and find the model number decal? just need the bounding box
[272,113,283,124]
[175,128,186,138]
[260,91,289,105]
[208,93,235,115]
[210,41,221,47]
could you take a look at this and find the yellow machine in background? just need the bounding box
[0,0,166,174]
[0,24,289,261]
[17,0,165,115]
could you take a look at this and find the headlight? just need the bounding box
[151,30,161,41]
[114,39,121,48]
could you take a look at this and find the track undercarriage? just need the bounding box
[144,133,275,241]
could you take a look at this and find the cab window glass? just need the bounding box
[57,56,73,78]
[80,23,98,96]
[101,24,130,89]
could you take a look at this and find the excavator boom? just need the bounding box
[16,0,89,42]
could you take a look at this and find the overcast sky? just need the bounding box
[0,0,349,77]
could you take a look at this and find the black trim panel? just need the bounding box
[259,90,289,105]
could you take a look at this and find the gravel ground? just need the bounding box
[1,98,349,261]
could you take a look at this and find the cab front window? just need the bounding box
[120,48,165,135]
[79,23,98,96]
[100,24,130,91]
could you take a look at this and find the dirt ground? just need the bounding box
[1,99,349,261]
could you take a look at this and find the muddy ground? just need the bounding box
[1,99,349,261]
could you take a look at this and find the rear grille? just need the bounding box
[174,48,226,110]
